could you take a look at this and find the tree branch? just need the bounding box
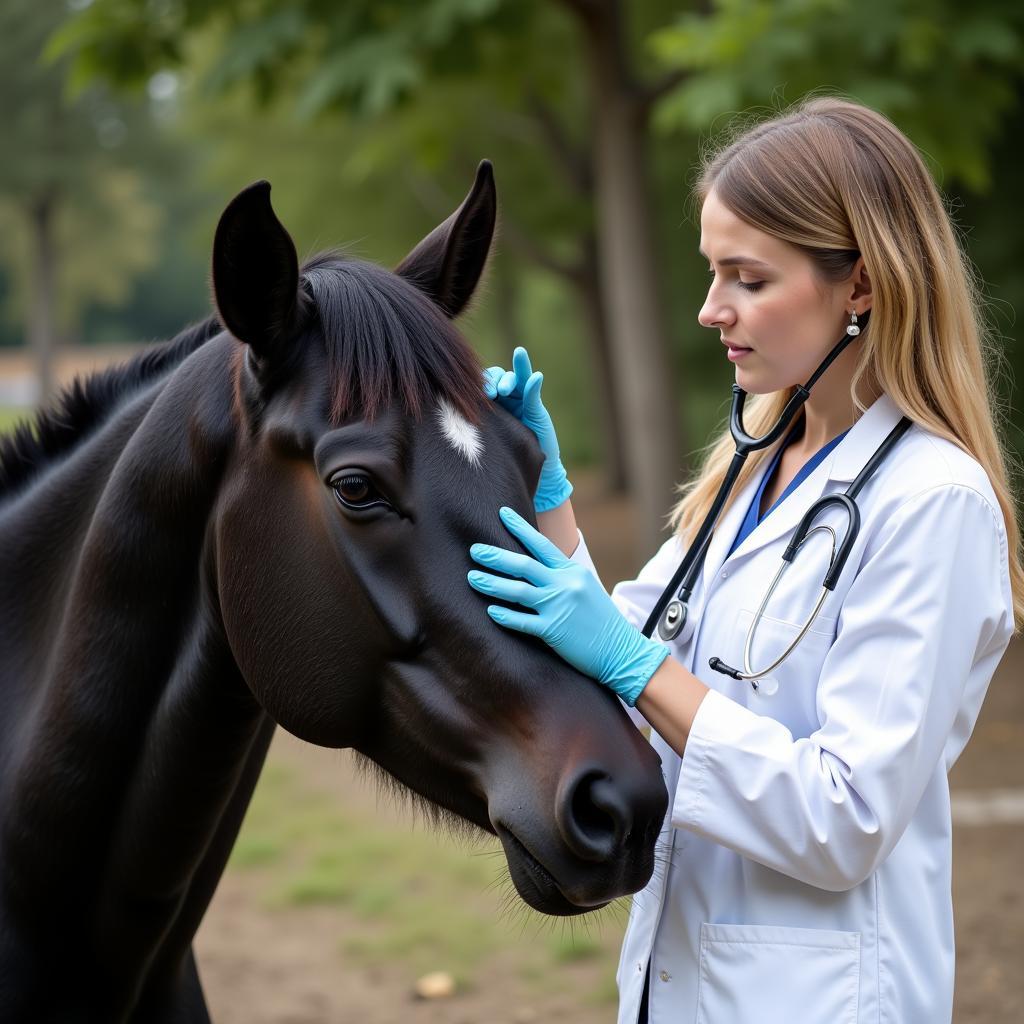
[405,169,456,222]
[499,215,587,286]
[525,92,592,198]
[552,0,604,24]
[637,67,689,119]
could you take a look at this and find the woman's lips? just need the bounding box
[724,341,753,362]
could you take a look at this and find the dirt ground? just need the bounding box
[193,474,1024,1024]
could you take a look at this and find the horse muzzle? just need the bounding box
[490,760,668,916]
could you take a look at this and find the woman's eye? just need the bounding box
[707,267,763,293]
[332,474,387,509]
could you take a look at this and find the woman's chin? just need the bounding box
[734,366,792,397]
[733,368,769,394]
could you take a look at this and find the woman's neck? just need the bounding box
[801,398,857,452]
[796,345,880,453]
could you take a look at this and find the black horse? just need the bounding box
[0,162,666,1022]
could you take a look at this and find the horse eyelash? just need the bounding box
[332,474,390,511]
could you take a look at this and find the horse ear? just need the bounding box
[395,160,496,318]
[211,181,304,359]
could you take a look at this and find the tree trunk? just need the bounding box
[492,248,522,356]
[493,210,629,494]
[576,233,628,493]
[28,188,58,407]
[571,0,682,559]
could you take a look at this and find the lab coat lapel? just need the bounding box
[828,392,905,483]
[712,393,906,572]
[700,460,767,587]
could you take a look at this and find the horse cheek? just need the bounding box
[338,537,423,656]
[214,470,378,746]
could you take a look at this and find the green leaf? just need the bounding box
[950,16,1021,62]
[201,9,308,95]
[653,73,743,133]
[295,34,421,119]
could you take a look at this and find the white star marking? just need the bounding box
[436,400,483,467]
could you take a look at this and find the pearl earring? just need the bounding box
[846,310,860,337]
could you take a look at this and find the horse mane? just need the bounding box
[0,252,487,502]
[300,252,487,428]
[0,315,222,501]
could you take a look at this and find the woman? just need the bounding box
[466,96,1021,1023]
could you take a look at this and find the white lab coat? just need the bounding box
[570,393,1014,1024]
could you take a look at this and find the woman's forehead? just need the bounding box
[699,189,796,268]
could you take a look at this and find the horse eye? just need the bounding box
[332,474,387,510]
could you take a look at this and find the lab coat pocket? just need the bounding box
[696,922,860,1024]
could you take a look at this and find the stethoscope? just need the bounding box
[640,313,913,693]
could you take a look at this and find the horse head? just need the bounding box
[210,163,667,916]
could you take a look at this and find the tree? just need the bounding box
[0,0,169,401]
[53,0,1024,553]
[54,0,685,555]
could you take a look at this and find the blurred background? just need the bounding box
[1,0,1021,1020]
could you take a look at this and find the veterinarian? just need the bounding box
[466,96,1021,1023]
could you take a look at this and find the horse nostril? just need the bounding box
[560,770,631,863]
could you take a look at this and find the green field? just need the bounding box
[231,757,625,999]
[0,407,29,434]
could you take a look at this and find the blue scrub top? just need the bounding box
[728,423,849,558]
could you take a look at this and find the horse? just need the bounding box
[0,161,667,1022]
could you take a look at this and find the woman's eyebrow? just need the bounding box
[699,250,771,269]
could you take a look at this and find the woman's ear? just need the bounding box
[395,160,497,318]
[211,181,306,362]
[849,256,873,313]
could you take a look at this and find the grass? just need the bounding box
[229,752,626,996]
[0,407,30,434]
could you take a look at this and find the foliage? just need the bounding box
[0,170,162,335]
[52,0,533,113]
[0,0,177,342]
[650,0,1024,192]
[44,0,1024,459]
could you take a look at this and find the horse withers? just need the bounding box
[0,162,667,1021]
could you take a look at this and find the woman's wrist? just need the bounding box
[634,656,710,757]
[537,499,579,558]
[534,464,573,514]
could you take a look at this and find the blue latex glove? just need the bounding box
[482,347,572,513]
[467,506,669,706]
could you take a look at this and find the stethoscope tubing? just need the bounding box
[640,313,909,647]
[707,415,912,681]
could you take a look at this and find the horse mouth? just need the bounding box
[496,825,609,917]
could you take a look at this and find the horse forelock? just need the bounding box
[299,253,487,430]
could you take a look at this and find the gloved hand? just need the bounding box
[482,346,572,513]
[467,505,669,706]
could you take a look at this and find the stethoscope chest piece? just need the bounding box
[750,676,779,696]
[658,600,687,642]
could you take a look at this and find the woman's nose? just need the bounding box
[698,286,735,329]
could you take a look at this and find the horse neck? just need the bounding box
[0,336,273,1001]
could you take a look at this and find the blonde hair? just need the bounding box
[668,96,1024,632]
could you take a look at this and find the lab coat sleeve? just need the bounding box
[673,483,1014,892]
[569,529,684,731]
